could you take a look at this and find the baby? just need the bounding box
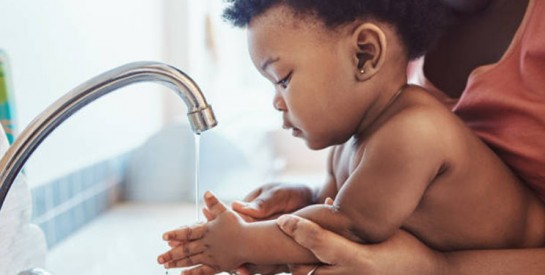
[158,0,545,274]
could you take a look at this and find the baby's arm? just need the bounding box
[328,110,447,243]
[157,184,413,274]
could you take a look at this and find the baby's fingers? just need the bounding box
[202,207,215,221]
[158,240,208,264]
[163,253,210,269]
[182,264,218,275]
[162,223,207,242]
[204,191,227,216]
[168,240,183,248]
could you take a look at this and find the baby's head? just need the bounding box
[223,0,449,149]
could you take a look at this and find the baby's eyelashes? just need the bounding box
[276,71,292,89]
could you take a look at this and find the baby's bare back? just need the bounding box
[399,96,545,251]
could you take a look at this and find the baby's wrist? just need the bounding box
[235,223,252,262]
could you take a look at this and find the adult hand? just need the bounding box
[276,214,444,275]
[231,182,315,221]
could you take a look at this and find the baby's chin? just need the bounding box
[304,138,330,151]
[304,133,351,150]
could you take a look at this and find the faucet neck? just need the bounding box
[0,62,217,210]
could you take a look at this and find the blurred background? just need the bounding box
[0,0,327,273]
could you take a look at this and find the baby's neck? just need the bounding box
[354,80,408,141]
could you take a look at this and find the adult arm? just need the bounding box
[441,248,545,275]
[277,214,545,275]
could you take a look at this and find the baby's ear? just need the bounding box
[352,23,387,81]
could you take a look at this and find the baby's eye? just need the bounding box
[276,72,292,89]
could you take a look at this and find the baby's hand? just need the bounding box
[157,191,248,274]
[232,183,314,221]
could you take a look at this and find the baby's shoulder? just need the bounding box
[372,91,464,149]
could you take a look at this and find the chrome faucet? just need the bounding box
[0,61,217,210]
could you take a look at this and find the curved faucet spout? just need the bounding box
[0,61,217,210]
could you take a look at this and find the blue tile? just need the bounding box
[96,191,108,214]
[31,185,47,221]
[96,162,107,183]
[72,202,86,231]
[83,196,96,221]
[54,209,71,243]
[51,180,63,207]
[92,192,103,216]
[41,219,57,249]
[71,172,83,197]
[59,178,73,205]
[30,153,130,248]
[44,182,56,215]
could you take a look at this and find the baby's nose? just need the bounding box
[273,95,286,111]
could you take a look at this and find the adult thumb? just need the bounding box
[276,214,352,265]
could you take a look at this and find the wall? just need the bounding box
[0,0,168,186]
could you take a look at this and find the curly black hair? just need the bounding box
[223,0,451,59]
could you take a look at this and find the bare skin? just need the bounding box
[234,1,545,275]
[276,213,442,275]
[157,3,545,274]
[277,213,545,275]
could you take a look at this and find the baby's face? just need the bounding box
[247,6,372,150]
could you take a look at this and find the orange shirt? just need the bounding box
[409,0,545,201]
